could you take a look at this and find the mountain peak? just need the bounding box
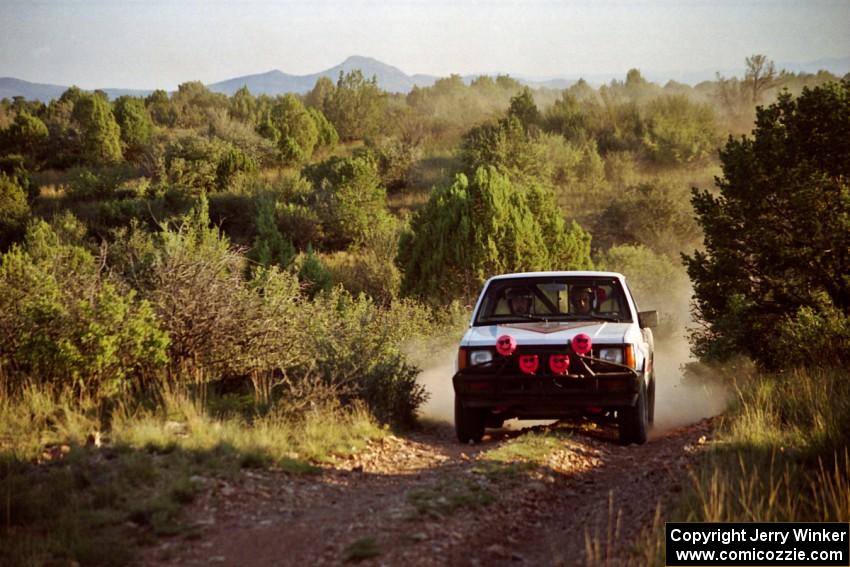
[342,55,381,65]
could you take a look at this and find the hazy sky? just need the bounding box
[1,0,849,89]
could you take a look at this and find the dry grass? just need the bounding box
[629,367,850,566]
[0,386,385,566]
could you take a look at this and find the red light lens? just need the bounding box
[572,333,593,355]
[549,354,570,375]
[496,334,517,357]
[519,354,539,375]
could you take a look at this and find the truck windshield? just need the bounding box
[473,277,632,326]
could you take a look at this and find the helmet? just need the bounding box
[505,287,533,313]
[505,286,532,300]
[570,285,595,310]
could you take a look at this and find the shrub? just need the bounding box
[277,202,324,250]
[775,303,850,367]
[399,166,592,301]
[0,154,37,201]
[304,289,431,426]
[358,136,422,193]
[593,181,701,260]
[119,197,311,397]
[597,244,689,310]
[0,219,169,398]
[0,112,49,169]
[642,94,719,165]
[296,246,332,298]
[461,115,547,179]
[249,193,294,270]
[163,135,256,194]
[0,173,30,249]
[596,244,690,338]
[323,248,401,305]
[66,163,134,200]
[113,96,154,160]
[303,155,393,249]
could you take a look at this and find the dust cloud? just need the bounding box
[651,331,728,433]
[414,347,458,424]
[638,278,729,433]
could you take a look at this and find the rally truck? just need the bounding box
[452,271,657,445]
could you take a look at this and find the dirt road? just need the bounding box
[143,418,714,566]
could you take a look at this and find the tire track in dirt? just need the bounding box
[142,419,713,566]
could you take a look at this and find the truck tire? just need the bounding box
[618,381,648,445]
[647,376,656,425]
[455,397,485,443]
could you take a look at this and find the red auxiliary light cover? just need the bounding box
[496,334,517,357]
[519,354,539,375]
[549,354,570,375]
[571,333,593,355]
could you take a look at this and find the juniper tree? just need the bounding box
[398,166,592,301]
[685,80,850,366]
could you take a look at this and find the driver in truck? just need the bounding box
[570,286,594,315]
[506,288,533,315]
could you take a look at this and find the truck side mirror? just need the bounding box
[638,310,658,329]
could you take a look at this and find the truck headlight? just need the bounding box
[469,350,494,366]
[599,347,623,364]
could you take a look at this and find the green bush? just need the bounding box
[360,353,426,428]
[105,197,310,398]
[0,154,37,201]
[0,219,169,398]
[163,135,256,194]
[399,166,593,301]
[323,248,401,305]
[296,246,332,298]
[461,115,546,179]
[597,244,689,310]
[277,202,324,250]
[66,163,134,200]
[113,96,154,160]
[0,173,30,249]
[305,289,431,426]
[776,303,850,367]
[642,94,719,165]
[1,112,49,167]
[249,193,295,270]
[358,136,422,193]
[303,155,393,249]
[593,181,701,260]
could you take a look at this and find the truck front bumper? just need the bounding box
[453,355,642,416]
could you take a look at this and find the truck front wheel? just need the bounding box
[455,397,486,443]
[618,381,648,445]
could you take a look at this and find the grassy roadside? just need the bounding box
[636,367,850,565]
[0,387,385,567]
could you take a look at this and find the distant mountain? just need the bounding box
[0,77,153,102]
[3,55,848,102]
[207,55,438,96]
[0,77,68,102]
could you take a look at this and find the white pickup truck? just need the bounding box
[453,271,657,445]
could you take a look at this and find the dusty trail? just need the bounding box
[143,418,714,567]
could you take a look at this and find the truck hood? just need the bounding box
[462,321,631,347]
